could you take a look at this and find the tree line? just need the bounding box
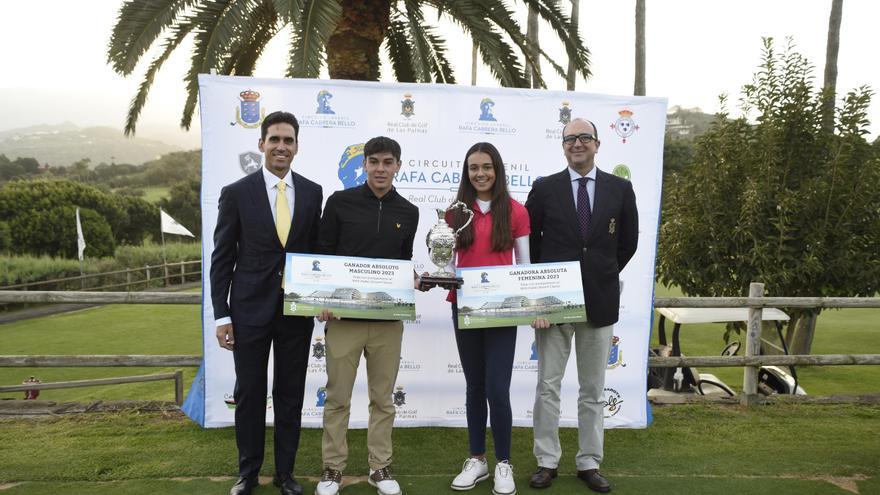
[0,150,201,257]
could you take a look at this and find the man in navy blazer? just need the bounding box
[525,118,638,493]
[211,111,323,495]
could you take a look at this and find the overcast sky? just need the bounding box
[1,0,877,147]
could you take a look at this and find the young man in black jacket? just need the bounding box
[314,136,419,495]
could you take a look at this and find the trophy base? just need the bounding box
[419,275,463,290]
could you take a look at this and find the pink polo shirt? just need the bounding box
[446,198,530,303]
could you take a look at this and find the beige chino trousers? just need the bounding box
[321,319,404,472]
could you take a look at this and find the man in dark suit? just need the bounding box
[525,118,638,493]
[211,111,323,495]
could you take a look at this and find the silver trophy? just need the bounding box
[422,201,474,289]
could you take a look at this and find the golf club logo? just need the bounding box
[603,387,623,418]
[606,336,626,369]
[479,98,497,121]
[558,101,572,124]
[610,109,639,143]
[312,336,326,359]
[234,89,265,128]
[612,164,631,181]
[239,151,262,174]
[393,385,407,407]
[316,90,335,114]
[401,93,415,118]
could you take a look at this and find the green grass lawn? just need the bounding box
[1,290,879,493]
[0,304,201,402]
[138,186,171,203]
[0,403,877,494]
[1,285,878,401]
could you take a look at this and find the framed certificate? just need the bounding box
[455,261,587,329]
[283,253,415,320]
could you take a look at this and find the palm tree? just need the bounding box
[565,0,580,90]
[633,0,646,96]
[821,0,843,133]
[108,0,592,135]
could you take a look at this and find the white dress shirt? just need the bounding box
[262,166,295,221]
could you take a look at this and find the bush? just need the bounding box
[0,179,157,257]
[114,241,201,267]
[0,242,201,290]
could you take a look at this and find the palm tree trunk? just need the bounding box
[566,0,580,90]
[634,0,646,96]
[471,41,478,86]
[326,0,392,80]
[525,6,540,88]
[821,0,843,133]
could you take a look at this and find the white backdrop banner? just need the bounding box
[194,75,665,429]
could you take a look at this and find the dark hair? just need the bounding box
[363,136,401,161]
[561,118,599,141]
[261,111,300,141]
[452,142,513,252]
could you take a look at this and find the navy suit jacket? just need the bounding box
[210,169,322,327]
[526,168,638,327]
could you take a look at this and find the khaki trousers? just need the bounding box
[532,321,614,471]
[321,319,404,471]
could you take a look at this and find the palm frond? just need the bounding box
[107,0,193,75]
[287,0,341,78]
[424,30,456,83]
[224,1,281,76]
[433,1,528,87]
[466,0,563,87]
[125,22,195,136]
[521,0,591,80]
[402,0,435,82]
[402,0,455,84]
[270,0,304,28]
[385,11,417,83]
[179,0,252,129]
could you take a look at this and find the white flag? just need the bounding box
[160,209,195,237]
[75,207,86,261]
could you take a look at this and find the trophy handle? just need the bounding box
[447,200,474,237]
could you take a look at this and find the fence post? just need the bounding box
[741,282,764,407]
[126,271,132,292]
[174,369,184,405]
[145,265,150,287]
[180,262,185,285]
[164,262,170,287]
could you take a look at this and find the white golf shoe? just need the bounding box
[492,461,516,495]
[450,457,489,490]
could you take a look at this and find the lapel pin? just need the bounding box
[396,223,401,229]
[609,218,616,235]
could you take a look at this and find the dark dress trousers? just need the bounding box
[526,168,638,327]
[210,169,322,480]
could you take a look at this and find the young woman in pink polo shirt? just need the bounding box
[446,142,530,495]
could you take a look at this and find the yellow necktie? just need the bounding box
[276,181,291,246]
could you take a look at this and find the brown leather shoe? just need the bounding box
[529,467,558,489]
[577,469,611,493]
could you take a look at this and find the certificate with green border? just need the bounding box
[283,253,415,320]
[455,262,586,329]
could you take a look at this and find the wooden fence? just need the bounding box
[0,285,878,407]
[0,371,185,405]
[0,260,201,292]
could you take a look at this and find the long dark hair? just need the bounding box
[452,142,513,252]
